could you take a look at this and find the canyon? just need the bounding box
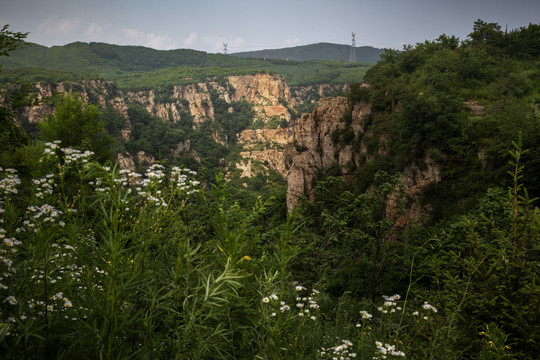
[14,73,439,215]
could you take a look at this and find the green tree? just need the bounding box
[39,92,114,162]
[0,25,32,152]
[39,92,104,147]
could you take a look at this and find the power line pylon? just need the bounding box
[223,43,228,55]
[349,32,356,63]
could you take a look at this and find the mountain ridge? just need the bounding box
[0,41,374,89]
[232,42,385,62]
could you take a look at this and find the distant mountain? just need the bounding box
[0,42,375,89]
[232,43,385,63]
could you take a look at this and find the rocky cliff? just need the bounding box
[236,96,441,215]
[21,73,294,130]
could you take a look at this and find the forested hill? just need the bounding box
[232,42,384,62]
[0,41,373,88]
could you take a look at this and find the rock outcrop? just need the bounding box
[236,96,441,217]
[228,73,292,123]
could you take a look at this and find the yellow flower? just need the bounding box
[242,255,252,261]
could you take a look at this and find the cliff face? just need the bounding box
[236,96,441,215]
[237,97,368,210]
[20,73,292,126]
[228,73,292,123]
[18,80,118,123]
[122,73,293,127]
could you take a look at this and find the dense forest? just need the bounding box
[0,20,539,359]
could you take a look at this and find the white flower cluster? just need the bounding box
[1,170,22,292]
[170,166,200,195]
[88,176,109,193]
[61,147,93,164]
[377,294,402,314]
[115,164,201,207]
[360,310,373,319]
[375,341,406,358]
[26,292,75,320]
[43,141,61,155]
[422,301,437,313]
[1,227,21,290]
[0,167,20,194]
[262,285,320,320]
[319,339,357,359]
[32,174,55,198]
[23,204,63,230]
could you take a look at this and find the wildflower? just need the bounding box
[360,310,372,319]
[262,297,270,303]
[64,300,73,308]
[4,296,17,305]
[270,294,279,301]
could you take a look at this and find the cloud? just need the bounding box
[121,28,176,50]
[38,17,81,36]
[184,32,198,47]
[85,22,105,39]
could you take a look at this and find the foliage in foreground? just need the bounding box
[0,134,538,359]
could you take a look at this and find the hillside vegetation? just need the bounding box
[0,41,373,89]
[0,21,539,360]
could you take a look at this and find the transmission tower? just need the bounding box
[223,42,228,55]
[349,32,356,63]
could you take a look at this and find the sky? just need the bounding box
[2,0,539,53]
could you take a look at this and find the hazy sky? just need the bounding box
[2,0,539,53]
